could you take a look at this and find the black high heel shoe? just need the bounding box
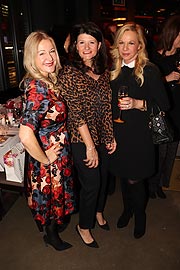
[75,225,99,248]
[44,221,72,251]
[97,221,110,231]
[43,234,72,251]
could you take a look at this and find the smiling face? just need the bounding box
[118,30,141,64]
[76,33,101,66]
[35,39,57,76]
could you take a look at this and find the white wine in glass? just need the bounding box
[114,85,128,123]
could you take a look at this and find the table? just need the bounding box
[0,127,25,220]
[0,127,24,184]
[0,135,20,171]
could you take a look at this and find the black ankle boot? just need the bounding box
[44,221,72,251]
[134,213,146,239]
[117,211,133,228]
[57,215,71,233]
[157,186,166,199]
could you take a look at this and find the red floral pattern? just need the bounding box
[21,79,75,225]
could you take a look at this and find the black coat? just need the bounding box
[151,50,180,140]
[109,63,170,179]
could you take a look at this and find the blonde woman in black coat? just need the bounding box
[109,22,169,238]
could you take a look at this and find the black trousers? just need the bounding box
[72,143,109,229]
[148,140,179,190]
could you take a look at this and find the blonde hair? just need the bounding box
[110,22,148,86]
[20,31,61,91]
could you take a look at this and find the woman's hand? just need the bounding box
[106,138,117,154]
[119,96,136,110]
[119,97,145,111]
[165,71,180,82]
[45,142,62,164]
[19,125,62,165]
[84,146,99,168]
[78,124,99,168]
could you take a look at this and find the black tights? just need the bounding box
[120,178,147,215]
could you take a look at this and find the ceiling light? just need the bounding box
[113,17,126,21]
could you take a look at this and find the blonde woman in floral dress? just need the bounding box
[19,31,75,251]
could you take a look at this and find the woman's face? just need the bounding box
[76,33,101,66]
[35,39,57,76]
[118,30,141,64]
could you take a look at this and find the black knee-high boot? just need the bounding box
[117,178,133,228]
[129,180,147,239]
[43,220,72,251]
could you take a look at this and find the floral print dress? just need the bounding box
[20,79,75,225]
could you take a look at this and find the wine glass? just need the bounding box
[114,85,128,123]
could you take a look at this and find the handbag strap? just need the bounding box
[150,102,165,116]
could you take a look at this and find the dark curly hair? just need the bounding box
[68,22,107,74]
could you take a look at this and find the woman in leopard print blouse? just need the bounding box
[59,22,116,248]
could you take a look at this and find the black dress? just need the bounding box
[109,63,169,180]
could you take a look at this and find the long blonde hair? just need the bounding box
[110,22,148,86]
[20,31,61,91]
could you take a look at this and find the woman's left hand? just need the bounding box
[84,147,99,168]
[106,138,117,154]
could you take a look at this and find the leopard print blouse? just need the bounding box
[59,65,114,146]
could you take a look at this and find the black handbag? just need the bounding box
[149,104,174,144]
